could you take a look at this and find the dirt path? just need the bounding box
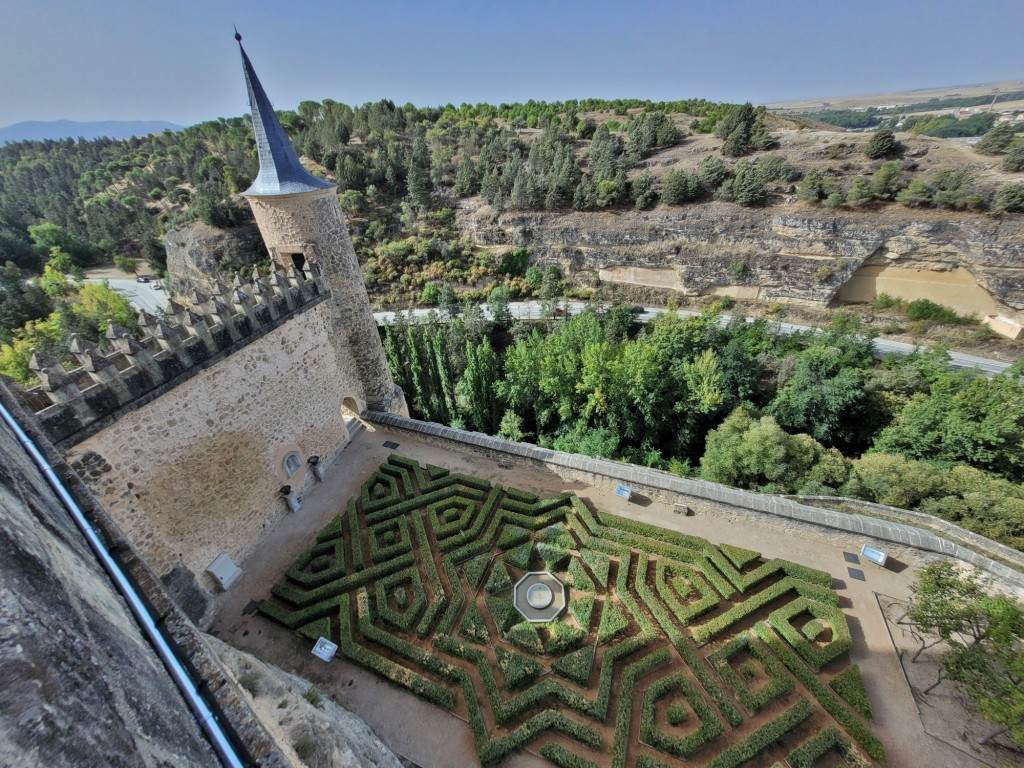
[209,424,994,768]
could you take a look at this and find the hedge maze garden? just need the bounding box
[259,455,884,767]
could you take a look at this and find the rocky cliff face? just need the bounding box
[0,413,217,766]
[165,220,268,296]
[457,200,1024,313]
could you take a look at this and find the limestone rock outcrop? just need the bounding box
[208,636,404,768]
[457,200,1024,314]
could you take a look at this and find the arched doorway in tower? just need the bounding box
[341,397,365,436]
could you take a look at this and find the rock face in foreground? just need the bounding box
[208,636,404,768]
[0,415,217,766]
[165,219,268,297]
[457,200,1024,314]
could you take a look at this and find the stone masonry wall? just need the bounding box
[65,300,361,598]
[247,189,407,416]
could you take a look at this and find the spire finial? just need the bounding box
[234,26,242,43]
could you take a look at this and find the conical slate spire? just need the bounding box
[236,33,334,196]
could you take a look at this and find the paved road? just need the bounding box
[91,278,171,316]
[374,300,1013,377]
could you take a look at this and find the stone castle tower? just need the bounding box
[236,34,405,416]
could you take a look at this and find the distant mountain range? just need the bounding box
[0,120,184,145]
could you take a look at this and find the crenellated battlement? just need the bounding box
[9,263,330,448]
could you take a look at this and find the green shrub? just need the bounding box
[293,737,316,761]
[719,543,761,569]
[829,664,873,719]
[507,621,544,653]
[485,561,513,593]
[569,594,595,629]
[495,647,542,690]
[497,524,533,549]
[708,632,793,712]
[706,698,814,768]
[767,597,852,670]
[545,620,585,654]
[538,743,598,768]
[504,540,533,570]
[640,672,725,758]
[302,684,324,708]
[238,670,261,697]
[754,622,886,762]
[464,553,491,591]
[906,298,968,325]
[788,727,867,768]
[552,644,595,686]
[580,549,611,589]
[597,600,629,643]
[459,602,490,644]
[666,701,688,725]
[486,594,521,634]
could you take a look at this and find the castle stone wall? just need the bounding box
[65,300,361,598]
[247,189,407,415]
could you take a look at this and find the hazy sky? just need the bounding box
[1,0,1020,127]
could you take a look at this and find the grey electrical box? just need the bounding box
[206,554,242,590]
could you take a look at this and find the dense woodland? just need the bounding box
[382,302,1024,552]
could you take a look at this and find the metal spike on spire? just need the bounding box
[235,34,334,196]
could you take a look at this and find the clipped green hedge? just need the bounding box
[507,621,544,654]
[708,632,793,712]
[505,487,539,504]
[367,517,410,561]
[597,600,629,643]
[504,540,533,570]
[411,511,446,638]
[567,557,595,591]
[545,620,585,654]
[464,553,491,591]
[374,568,424,632]
[486,594,521,635]
[360,471,401,513]
[720,542,761,569]
[346,498,364,570]
[612,649,671,768]
[552,644,595,686]
[706,698,814,768]
[754,622,886,763]
[497,524,533,549]
[485,561,512,594]
[829,664,873,719]
[656,561,719,626]
[580,548,611,590]
[690,577,839,645]
[788,727,867,768]
[285,538,346,588]
[296,616,331,642]
[538,743,598,768]
[315,514,344,543]
[495,647,541,690]
[439,485,503,553]
[640,672,725,758]
[569,594,595,630]
[339,592,455,710]
[768,597,852,670]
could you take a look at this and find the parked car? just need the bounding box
[136,276,151,283]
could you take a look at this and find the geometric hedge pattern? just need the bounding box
[259,455,885,767]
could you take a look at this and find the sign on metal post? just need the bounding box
[614,484,633,500]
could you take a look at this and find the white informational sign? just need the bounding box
[861,545,888,567]
[311,637,338,662]
[614,484,633,500]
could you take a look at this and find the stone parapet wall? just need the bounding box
[365,411,1024,588]
[11,263,329,448]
